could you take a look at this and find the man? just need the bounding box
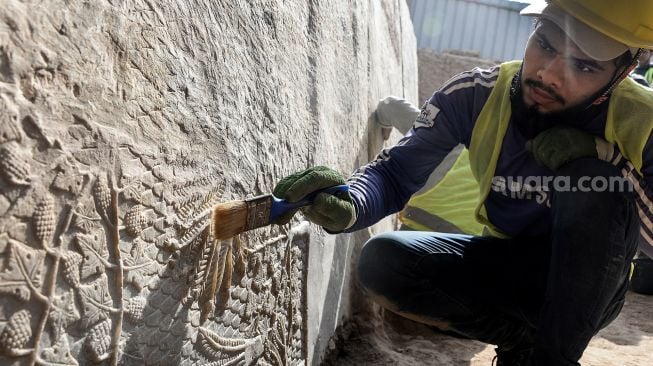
[272,1,653,365]
[633,50,653,86]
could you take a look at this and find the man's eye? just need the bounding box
[537,38,554,53]
[574,61,594,73]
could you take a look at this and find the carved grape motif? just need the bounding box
[85,318,112,362]
[33,194,56,244]
[125,204,147,237]
[125,296,146,324]
[61,251,83,288]
[92,175,112,216]
[0,310,32,354]
[0,143,30,186]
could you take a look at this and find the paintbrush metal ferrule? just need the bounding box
[213,184,350,239]
[244,194,274,231]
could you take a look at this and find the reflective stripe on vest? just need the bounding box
[400,149,484,235]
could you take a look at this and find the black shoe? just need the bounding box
[491,346,533,366]
[631,257,653,295]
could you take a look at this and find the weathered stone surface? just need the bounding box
[0,1,416,365]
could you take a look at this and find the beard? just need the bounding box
[509,69,606,139]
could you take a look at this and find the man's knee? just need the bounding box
[548,159,639,288]
[357,234,404,294]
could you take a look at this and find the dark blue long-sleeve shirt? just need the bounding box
[345,64,653,256]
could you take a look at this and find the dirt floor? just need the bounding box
[322,291,653,365]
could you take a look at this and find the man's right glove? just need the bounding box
[272,166,356,232]
[526,125,612,171]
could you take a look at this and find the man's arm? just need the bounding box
[607,136,653,258]
[345,66,500,232]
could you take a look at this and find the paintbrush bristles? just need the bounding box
[212,200,248,239]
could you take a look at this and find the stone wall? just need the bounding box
[0,1,416,365]
[417,49,499,105]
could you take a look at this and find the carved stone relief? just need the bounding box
[0,104,309,365]
[0,35,308,366]
[0,0,417,364]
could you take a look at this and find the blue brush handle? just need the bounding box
[269,184,350,223]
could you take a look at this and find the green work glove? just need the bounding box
[526,125,607,171]
[272,166,356,232]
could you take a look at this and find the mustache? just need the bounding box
[524,79,565,105]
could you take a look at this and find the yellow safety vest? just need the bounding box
[400,61,653,237]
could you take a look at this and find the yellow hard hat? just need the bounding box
[552,0,653,49]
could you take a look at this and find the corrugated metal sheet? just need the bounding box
[409,0,533,61]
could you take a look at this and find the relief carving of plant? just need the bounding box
[0,239,46,302]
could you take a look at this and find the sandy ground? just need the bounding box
[323,291,653,365]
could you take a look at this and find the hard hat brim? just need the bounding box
[521,2,635,61]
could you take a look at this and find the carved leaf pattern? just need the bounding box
[215,243,233,317]
[183,232,238,322]
[121,181,142,203]
[75,230,109,280]
[123,239,158,289]
[48,289,80,342]
[182,229,210,305]
[0,98,22,144]
[265,321,288,366]
[40,336,79,366]
[199,247,221,321]
[77,274,113,328]
[51,171,85,194]
[0,240,46,301]
[197,326,264,365]
[72,196,102,233]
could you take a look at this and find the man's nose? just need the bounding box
[537,56,565,89]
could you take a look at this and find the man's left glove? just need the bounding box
[273,166,356,232]
[526,125,611,171]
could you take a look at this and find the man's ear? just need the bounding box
[592,62,639,106]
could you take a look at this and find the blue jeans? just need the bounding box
[357,159,639,366]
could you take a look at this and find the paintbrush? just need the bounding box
[212,184,350,239]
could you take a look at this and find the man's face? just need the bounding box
[521,20,624,114]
